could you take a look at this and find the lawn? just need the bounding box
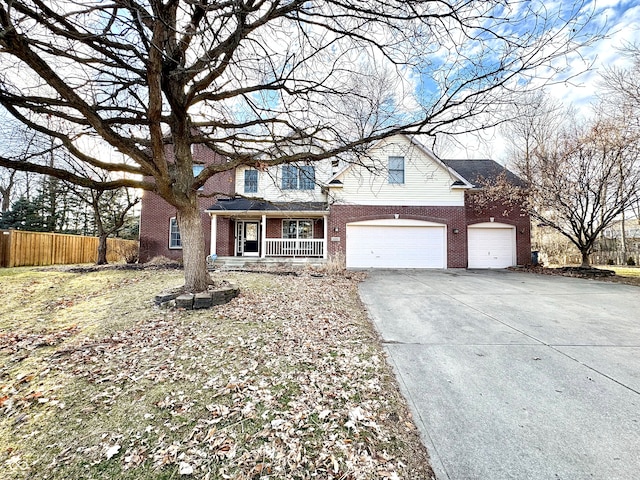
[595,265,640,286]
[605,266,640,278]
[0,266,433,479]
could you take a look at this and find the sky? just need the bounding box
[441,0,640,163]
[2,0,638,171]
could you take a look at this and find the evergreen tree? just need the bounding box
[0,195,47,231]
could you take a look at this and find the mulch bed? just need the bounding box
[511,265,640,287]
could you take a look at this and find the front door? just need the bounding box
[236,221,260,256]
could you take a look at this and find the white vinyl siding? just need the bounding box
[331,135,464,206]
[235,161,331,203]
[467,223,516,268]
[346,219,446,269]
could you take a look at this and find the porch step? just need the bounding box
[210,256,326,270]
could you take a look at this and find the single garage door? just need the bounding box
[346,219,446,269]
[468,223,516,268]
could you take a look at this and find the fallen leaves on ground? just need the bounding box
[1,270,433,479]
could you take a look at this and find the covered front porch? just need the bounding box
[206,198,329,259]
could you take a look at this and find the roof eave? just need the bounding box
[206,209,328,218]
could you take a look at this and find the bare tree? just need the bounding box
[501,91,571,180]
[0,116,43,211]
[599,45,640,258]
[522,118,640,267]
[600,44,640,124]
[0,0,597,291]
[0,167,16,212]
[76,186,139,265]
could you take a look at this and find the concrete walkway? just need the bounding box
[359,269,640,480]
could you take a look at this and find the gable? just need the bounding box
[330,134,467,206]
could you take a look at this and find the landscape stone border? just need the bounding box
[154,282,239,309]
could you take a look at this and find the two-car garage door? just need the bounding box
[346,219,446,269]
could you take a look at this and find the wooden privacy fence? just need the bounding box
[0,230,139,267]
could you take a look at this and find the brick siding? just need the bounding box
[215,217,234,256]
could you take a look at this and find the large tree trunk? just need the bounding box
[580,249,590,268]
[177,202,210,292]
[96,233,108,265]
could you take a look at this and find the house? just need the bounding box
[139,134,531,268]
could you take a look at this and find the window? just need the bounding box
[282,165,315,190]
[282,165,298,190]
[169,217,181,249]
[299,165,315,190]
[282,219,313,239]
[244,169,258,193]
[193,165,204,191]
[388,156,405,184]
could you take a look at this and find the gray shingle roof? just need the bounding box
[442,159,525,187]
[207,198,327,212]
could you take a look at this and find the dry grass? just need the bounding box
[0,267,433,480]
[605,266,640,278]
[595,265,640,287]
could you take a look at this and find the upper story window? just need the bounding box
[388,156,405,184]
[169,217,181,249]
[244,169,258,193]
[193,165,204,191]
[282,165,315,190]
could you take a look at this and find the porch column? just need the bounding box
[261,214,267,258]
[210,215,217,255]
[323,214,328,259]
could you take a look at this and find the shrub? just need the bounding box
[627,257,636,266]
[607,259,615,266]
[147,255,179,265]
[113,242,139,264]
[308,252,346,275]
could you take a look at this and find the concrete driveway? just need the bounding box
[359,269,640,480]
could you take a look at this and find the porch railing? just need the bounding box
[265,238,324,257]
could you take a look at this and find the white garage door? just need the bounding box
[346,219,446,269]
[468,223,516,269]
